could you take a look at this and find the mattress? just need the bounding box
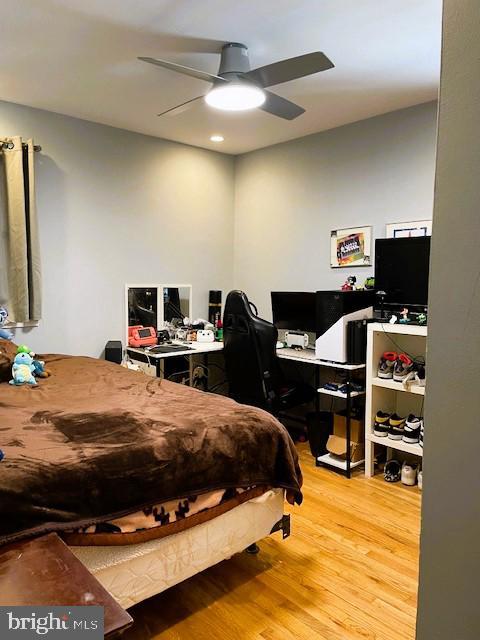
[71,488,284,609]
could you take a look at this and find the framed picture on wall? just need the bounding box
[330,226,372,268]
[386,220,432,238]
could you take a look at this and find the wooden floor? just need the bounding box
[124,444,421,640]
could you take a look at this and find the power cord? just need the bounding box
[380,323,426,366]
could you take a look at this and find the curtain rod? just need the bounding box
[1,141,42,152]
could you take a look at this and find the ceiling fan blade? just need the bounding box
[157,95,205,117]
[245,52,334,88]
[139,57,227,84]
[260,90,305,120]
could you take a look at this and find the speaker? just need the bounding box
[208,290,222,326]
[105,340,123,364]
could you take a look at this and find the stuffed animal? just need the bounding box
[9,352,37,386]
[17,344,34,355]
[0,306,13,341]
[32,359,51,378]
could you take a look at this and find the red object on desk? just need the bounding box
[128,325,158,348]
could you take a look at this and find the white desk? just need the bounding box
[127,341,223,361]
[277,347,366,478]
[126,341,223,387]
[276,347,365,370]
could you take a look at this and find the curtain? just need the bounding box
[0,136,41,323]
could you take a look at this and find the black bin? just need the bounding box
[306,411,333,457]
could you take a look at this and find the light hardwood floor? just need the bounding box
[124,444,421,640]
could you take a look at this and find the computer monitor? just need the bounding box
[271,291,317,332]
[375,237,431,311]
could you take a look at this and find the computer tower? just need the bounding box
[347,319,371,364]
[315,290,375,362]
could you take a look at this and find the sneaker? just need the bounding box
[384,459,401,482]
[338,382,365,394]
[388,414,406,440]
[418,470,423,490]
[378,352,397,379]
[323,382,339,391]
[403,414,422,443]
[393,354,414,383]
[419,422,424,448]
[373,411,391,437]
[401,461,418,486]
[414,365,426,387]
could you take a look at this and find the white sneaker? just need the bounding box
[401,461,418,486]
[418,470,423,490]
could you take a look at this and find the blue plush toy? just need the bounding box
[32,359,51,378]
[9,352,37,386]
[0,306,13,341]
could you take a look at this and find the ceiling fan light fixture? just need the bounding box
[205,83,266,111]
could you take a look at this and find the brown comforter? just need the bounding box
[0,353,302,545]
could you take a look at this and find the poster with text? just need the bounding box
[330,226,372,268]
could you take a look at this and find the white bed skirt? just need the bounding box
[71,488,284,609]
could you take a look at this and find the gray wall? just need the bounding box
[0,101,235,356]
[234,102,437,318]
[0,100,438,357]
[417,2,480,638]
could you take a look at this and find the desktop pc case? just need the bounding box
[315,290,375,362]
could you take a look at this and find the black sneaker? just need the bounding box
[403,415,422,444]
[384,459,401,482]
[373,411,391,437]
[419,422,424,448]
[388,414,406,440]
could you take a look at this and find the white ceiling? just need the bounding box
[0,0,442,155]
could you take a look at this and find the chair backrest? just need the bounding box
[223,290,282,409]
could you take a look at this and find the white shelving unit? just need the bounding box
[365,322,427,478]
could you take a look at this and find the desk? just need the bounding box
[127,341,223,388]
[277,347,363,370]
[277,347,365,478]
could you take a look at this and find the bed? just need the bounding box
[0,339,302,607]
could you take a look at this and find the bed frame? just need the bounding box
[72,489,288,609]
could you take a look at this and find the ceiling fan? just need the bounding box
[139,43,334,120]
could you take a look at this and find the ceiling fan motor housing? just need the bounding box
[218,43,251,80]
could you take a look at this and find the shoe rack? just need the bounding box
[365,322,427,478]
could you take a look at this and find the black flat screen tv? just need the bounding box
[375,237,431,311]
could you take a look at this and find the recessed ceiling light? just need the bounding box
[205,83,265,112]
[210,135,225,143]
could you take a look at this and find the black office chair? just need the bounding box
[223,290,315,415]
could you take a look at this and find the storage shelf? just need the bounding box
[316,453,365,471]
[317,388,365,398]
[365,322,427,477]
[372,377,425,396]
[369,322,428,337]
[368,433,423,457]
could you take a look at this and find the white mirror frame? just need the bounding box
[124,284,193,345]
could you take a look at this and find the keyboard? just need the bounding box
[147,344,193,354]
[278,348,317,360]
